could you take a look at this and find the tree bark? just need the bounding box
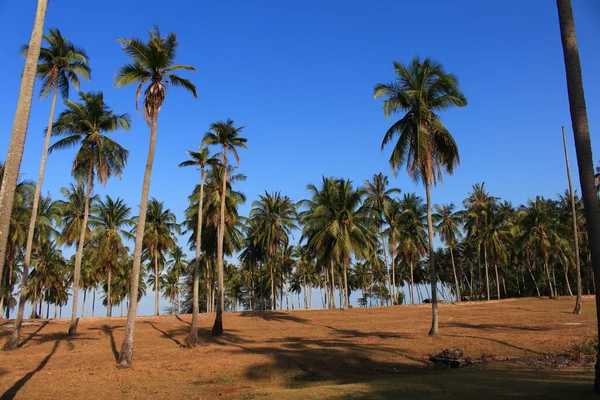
[410,261,415,305]
[494,264,501,300]
[562,126,583,313]
[0,0,48,295]
[68,164,93,335]
[380,229,393,304]
[106,266,112,317]
[484,244,490,301]
[212,150,227,336]
[557,1,600,391]
[118,111,158,368]
[425,179,438,336]
[187,167,205,346]
[154,251,159,316]
[343,262,349,309]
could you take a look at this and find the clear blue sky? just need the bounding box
[0,1,599,316]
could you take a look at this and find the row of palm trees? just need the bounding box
[1,2,599,385]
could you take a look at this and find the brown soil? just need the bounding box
[0,296,596,399]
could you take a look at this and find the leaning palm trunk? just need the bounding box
[68,165,93,335]
[212,152,227,336]
[118,112,158,368]
[0,0,47,300]
[187,168,205,346]
[3,86,57,349]
[425,179,439,336]
[544,260,555,299]
[564,266,574,296]
[494,264,501,300]
[557,1,600,391]
[449,247,461,302]
[562,126,583,313]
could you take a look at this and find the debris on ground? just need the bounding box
[429,347,474,369]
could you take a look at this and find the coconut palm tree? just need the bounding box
[166,246,188,314]
[142,198,178,316]
[374,57,467,335]
[0,2,48,331]
[115,26,197,367]
[89,195,134,317]
[201,119,248,336]
[20,29,90,327]
[556,2,600,390]
[363,173,400,302]
[249,192,297,310]
[50,91,130,335]
[178,147,219,346]
[433,203,463,302]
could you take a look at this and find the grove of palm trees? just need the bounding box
[0,0,599,398]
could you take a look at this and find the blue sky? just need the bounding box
[0,1,598,316]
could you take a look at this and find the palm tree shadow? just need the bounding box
[145,321,182,347]
[1,340,59,399]
[88,324,121,361]
[175,315,191,326]
[17,321,50,348]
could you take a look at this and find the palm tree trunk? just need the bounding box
[410,261,415,305]
[380,229,393,305]
[5,84,59,347]
[106,266,112,317]
[545,260,555,299]
[270,261,275,311]
[557,0,600,391]
[564,265,574,296]
[68,164,93,336]
[449,247,461,303]
[212,150,227,336]
[154,252,159,316]
[92,289,95,317]
[330,259,336,309]
[118,111,158,368]
[343,262,349,309]
[0,0,48,298]
[494,264,501,300]
[206,258,211,313]
[391,248,397,305]
[425,179,438,336]
[528,264,541,297]
[483,244,490,301]
[562,127,583,312]
[82,289,87,319]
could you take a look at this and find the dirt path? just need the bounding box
[0,297,596,399]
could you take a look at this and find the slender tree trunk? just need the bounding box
[206,259,211,313]
[410,261,415,305]
[212,150,227,336]
[494,264,501,300]
[425,179,438,336]
[565,265,574,296]
[545,260,555,299]
[118,111,158,368]
[528,264,541,297]
[154,252,159,316]
[381,229,393,304]
[68,165,93,335]
[343,262,349,309]
[82,289,87,319]
[391,247,397,305]
[53,304,57,319]
[5,85,59,346]
[106,267,112,317]
[563,127,583,313]
[0,0,48,296]
[92,289,95,317]
[270,261,275,311]
[557,0,600,391]
[330,259,336,309]
[450,247,461,302]
[484,244,490,301]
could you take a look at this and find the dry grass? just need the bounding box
[0,296,597,399]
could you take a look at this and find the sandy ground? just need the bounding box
[0,296,596,399]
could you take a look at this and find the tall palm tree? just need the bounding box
[89,195,134,317]
[50,91,130,335]
[142,198,178,316]
[20,29,90,328]
[249,192,297,310]
[179,147,219,346]
[115,26,197,367]
[0,2,48,328]
[374,57,467,335]
[433,203,462,302]
[363,173,400,303]
[301,177,376,309]
[202,119,248,336]
[166,246,188,314]
[556,1,600,391]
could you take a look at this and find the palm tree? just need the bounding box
[301,177,376,309]
[50,91,130,335]
[433,203,462,302]
[363,173,400,303]
[179,147,219,346]
[374,57,467,335]
[556,4,600,389]
[166,246,188,314]
[89,195,134,317]
[202,119,248,336]
[0,2,49,329]
[116,26,197,368]
[20,28,90,328]
[142,198,178,316]
[249,192,297,310]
